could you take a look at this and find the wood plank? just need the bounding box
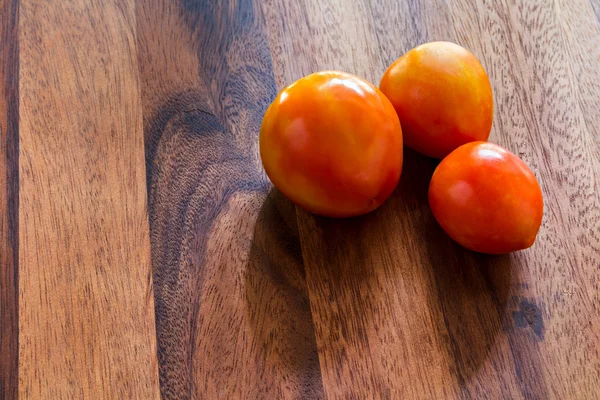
[135,1,323,398]
[18,0,160,397]
[0,0,19,398]
[444,0,600,397]
[265,0,600,398]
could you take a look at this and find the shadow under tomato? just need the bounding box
[400,149,514,393]
[424,225,514,392]
[301,148,514,393]
[244,189,325,398]
[247,149,514,396]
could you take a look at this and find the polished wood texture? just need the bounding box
[1,0,599,398]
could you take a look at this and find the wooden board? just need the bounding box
[16,0,160,397]
[1,0,599,398]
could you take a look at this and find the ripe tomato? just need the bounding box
[380,41,493,159]
[428,142,543,254]
[260,71,403,218]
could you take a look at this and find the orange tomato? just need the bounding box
[380,41,493,159]
[429,142,543,254]
[260,71,403,217]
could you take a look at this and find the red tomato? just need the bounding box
[260,71,403,217]
[428,142,543,254]
[380,42,493,159]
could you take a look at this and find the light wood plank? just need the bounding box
[18,0,160,397]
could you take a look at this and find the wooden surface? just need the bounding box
[1,0,599,398]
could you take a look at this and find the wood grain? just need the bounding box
[18,0,160,397]
[0,0,19,398]
[2,0,598,398]
[136,1,323,398]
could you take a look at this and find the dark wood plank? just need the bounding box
[136,1,323,398]
[265,0,600,398]
[0,0,19,398]
[18,0,160,397]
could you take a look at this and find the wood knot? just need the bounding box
[512,298,544,340]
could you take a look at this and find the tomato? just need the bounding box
[380,41,493,159]
[428,142,543,254]
[260,71,403,218]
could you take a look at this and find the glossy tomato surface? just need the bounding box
[429,142,543,254]
[380,42,493,159]
[260,71,403,217]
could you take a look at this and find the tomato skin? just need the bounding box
[260,71,403,218]
[380,42,493,159]
[428,142,543,254]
